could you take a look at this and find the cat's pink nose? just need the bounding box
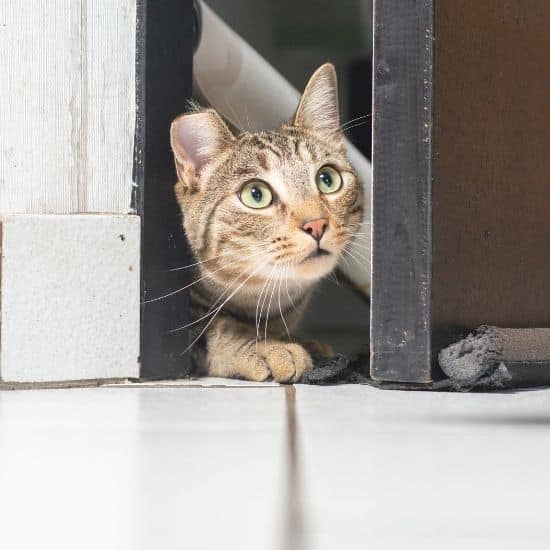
[301,218,328,241]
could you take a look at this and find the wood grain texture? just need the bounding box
[0,1,135,214]
[371,0,434,383]
[433,0,550,332]
[86,0,136,212]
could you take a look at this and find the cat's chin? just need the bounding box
[295,249,337,281]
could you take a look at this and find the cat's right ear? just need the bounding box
[293,63,342,143]
[170,110,234,189]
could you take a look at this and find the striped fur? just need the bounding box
[170,64,363,382]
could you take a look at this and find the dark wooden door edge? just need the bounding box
[134,0,194,379]
[371,0,434,383]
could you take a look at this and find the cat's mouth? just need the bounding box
[301,247,331,263]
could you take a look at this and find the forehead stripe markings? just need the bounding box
[304,141,319,162]
[257,151,269,171]
[234,166,257,178]
[249,135,283,159]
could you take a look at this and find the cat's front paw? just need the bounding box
[257,342,313,383]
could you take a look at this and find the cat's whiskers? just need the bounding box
[344,240,371,254]
[168,239,276,272]
[145,248,269,304]
[345,243,371,255]
[336,247,353,272]
[258,265,282,347]
[244,104,252,132]
[255,265,277,349]
[342,246,369,266]
[339,114,371,131]
[284,262,298,313]
[342,242,365,259]
[202,248,276,311]
[343,240,371,258]
[225,99,246,132]
[343,231,370,238]
[168,273,248,333]
[143,262,232,305]
[327,270,341,287]
[167,250,234,272]
[169,252,272,333]
[179,258,272,354]
[341,120,371,133]
[204,268,252,317]
[344,220,369,227]
[347,229,370,236]
[278,263,291,340]
[254,260,297,350]
[264,266,281,344]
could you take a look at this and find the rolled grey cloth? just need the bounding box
[439,326,550,386]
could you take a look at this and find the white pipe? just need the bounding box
[193,1,371,296]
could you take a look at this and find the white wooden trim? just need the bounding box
[0,1,136,214]
[0,214,140,383]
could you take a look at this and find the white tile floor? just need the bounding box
[1,381,549,550]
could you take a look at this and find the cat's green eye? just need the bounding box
[240,180,273,209]
[316,165,342,194]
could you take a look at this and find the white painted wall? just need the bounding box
[0,0,136,214]
[0,214,140,383]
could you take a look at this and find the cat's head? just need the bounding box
[170,63,363,288]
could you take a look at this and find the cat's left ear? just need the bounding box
[293,63,342,143]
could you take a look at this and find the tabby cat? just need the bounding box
[170,63,363,382]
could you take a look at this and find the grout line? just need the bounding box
[0,378,131,391]
[283,385,307,550]
[0,379,280,391]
